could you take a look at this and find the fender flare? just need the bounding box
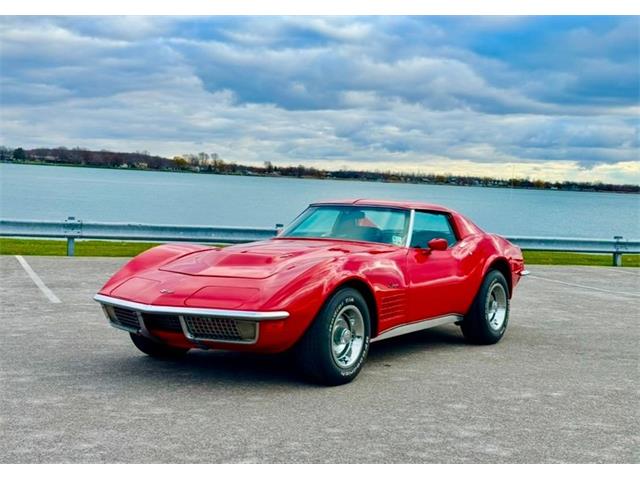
[480,254,513,296]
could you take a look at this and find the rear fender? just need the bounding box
[479,235,524,297]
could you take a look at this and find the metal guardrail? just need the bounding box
[506,235,639,267]
[1,217,638,266]
[0,218,279,255]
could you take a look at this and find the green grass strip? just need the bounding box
[1,237,638,267]
[523,250,638,267]
[0,238,162,257]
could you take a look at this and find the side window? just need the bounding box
[410,211,457,248]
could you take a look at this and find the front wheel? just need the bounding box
[460,270,510,345]
[129,333,190,359]
[295,287,371,386]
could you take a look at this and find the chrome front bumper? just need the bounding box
[93,294,289,345]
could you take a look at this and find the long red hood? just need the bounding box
[159,238,395,279]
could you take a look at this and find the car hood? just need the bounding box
[158,238,391,279]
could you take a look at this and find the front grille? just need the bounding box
[102,303,258,343]
[142,313,182,332]
[183,315,256,343]
[112,307,141,330]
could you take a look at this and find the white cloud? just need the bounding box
[0,15,638,184]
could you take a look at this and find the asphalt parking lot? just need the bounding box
[0,255,638,463]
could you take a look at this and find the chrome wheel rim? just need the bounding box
[331,305,365,368]
[486,282,507,330]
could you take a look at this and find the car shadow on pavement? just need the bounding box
[107,326,466,387]
[110,349,304,386]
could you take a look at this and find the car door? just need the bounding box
[405,210,464,322]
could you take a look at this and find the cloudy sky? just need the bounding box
[1,16,638,183]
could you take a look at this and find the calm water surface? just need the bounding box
[1,163,638,238]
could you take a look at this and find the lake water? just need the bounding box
[1,163,639,238]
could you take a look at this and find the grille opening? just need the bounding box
[142,313,182,332]
[110,306,141,331]
[183,315,257,342]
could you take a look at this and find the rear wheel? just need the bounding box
[295,287,371,386]
[460,270,510,345]
[129,333,190,359]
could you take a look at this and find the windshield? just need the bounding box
[281,205,410,247]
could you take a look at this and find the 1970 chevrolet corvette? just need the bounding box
[94,199,527,385]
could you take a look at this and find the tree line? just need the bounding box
[1,146,637,194]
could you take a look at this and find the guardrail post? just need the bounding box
[63,217,82,257]
[613,236,624,267]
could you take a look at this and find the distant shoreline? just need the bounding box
[2,158,638,195]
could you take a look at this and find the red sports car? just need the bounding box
[95,199,527,385]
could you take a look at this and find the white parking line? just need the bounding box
[529,274,640,298]
[15,255,62,304]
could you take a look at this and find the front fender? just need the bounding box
[259,258,346,347]
[262,252,402,348]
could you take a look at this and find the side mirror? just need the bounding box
[427,238,448,251]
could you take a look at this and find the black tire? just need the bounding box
[460,270,510,345]
[129,333,190,359]
[295,287,371,386]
